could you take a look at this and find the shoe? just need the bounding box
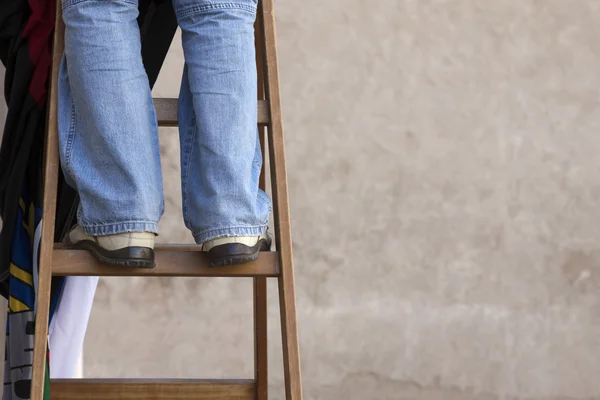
[64,225,156,268]
[202,231,271,267]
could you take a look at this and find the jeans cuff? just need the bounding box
[193,225,267,244]
[79,221,159,236]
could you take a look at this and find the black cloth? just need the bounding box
[0,0,177,298]
[0,0,50,298]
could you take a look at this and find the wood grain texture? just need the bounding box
[259,0,303,399]
[254,278,269,400]
[52,247,279,277]
[254,11,269,400]
[50,379,255,400]
[155,98,270,127]
[31,1,64,399]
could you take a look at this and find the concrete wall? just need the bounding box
[79,1,600,399]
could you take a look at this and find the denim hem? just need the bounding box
[80,221,159,236]
[176,2,256,20]
[193,224,267,244]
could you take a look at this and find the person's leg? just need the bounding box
[58,0,163,267]
[175,0,271,266]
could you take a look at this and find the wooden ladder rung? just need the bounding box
[50,379,255,400]
[154,98,270,127]
[52,245,279,277]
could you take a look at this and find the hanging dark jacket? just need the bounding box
[0,0,178,298]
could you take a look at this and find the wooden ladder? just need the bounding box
[30,0,302,399]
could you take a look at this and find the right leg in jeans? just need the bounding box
[58,0,163,267]
[174,0,272,266]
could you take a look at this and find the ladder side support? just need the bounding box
[259,1,303,399]
[253,278,269,400]
[31,0,64,399]
[254,10,269,400]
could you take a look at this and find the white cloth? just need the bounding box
[48,276,98,378]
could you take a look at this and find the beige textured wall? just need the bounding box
[83,1,600,399]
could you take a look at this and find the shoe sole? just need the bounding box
[65,237,155,269]
[208,238,271,268]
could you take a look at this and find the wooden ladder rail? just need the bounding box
[258,1,302,399]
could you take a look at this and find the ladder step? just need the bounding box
[52,245,279,277]
[154,98,270,127]
[50,379,255,400]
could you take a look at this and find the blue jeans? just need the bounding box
[58,0,271,243]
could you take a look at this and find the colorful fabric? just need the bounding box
[3,194,60,400]
[0,0,63,397]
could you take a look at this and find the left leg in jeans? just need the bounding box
[59,0,164,236]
